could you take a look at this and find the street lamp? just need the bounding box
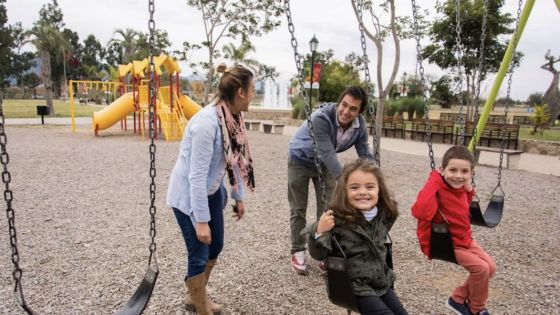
[402,71,407,98]
[309,35,319,111]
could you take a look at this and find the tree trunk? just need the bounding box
[543,71,559,126]
[41,49,55,116]
[204,53,214,106]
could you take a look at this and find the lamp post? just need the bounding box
[402,71,407,98]
[309,35,319,110]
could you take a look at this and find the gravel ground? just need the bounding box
[1,124,559,315]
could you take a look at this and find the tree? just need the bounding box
[530,104,551,135]
[81,34,104,69]
[526,92,544,107]
[185,0,284,105]
[22,72,41,98]
[108,28,140,65]
[541,50,559,126]
[351,0,408,146]
[27,22,70,115]
[132,29,172,60]
[9,22,36,90]
[318,60,363,103]
[430,75,457,108]
[222,41,260,71]
[422,0,522,119]
[0,0,13,88]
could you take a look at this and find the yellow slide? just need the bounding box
[92,93,135,132]
[179,95,202,119]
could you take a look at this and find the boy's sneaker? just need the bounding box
[446,297,471,315]
[291,251,307,275]
[473,309,490,315]
[318,261,326,273]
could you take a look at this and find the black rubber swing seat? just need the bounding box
[469,194,504,228]
[114,265,159,315]
[325,236,394,314]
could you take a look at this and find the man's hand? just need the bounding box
[317,210,335,234]
[195,222,211,244]
[232,200,246,221]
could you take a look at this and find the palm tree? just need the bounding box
[221,42,260,72]
[108,28,140,65]
[27,22,70,116]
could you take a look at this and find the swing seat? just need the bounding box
[115,265,159,315]
[325,256,360,313]
[325,242,394,314]
[469,195,504,228]
[429,223,457,264]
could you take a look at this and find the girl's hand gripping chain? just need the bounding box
[317,210,336,235]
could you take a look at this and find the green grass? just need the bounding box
[2,99,100,118]
[519,127,560,142]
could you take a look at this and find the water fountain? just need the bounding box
[262,78,291,108]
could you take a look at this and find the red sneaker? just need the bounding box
[291,251,307,275]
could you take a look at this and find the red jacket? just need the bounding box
[411,171,474,259]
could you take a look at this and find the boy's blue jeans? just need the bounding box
[173,184,226,278]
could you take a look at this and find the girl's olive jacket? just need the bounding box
[307,211,396,297]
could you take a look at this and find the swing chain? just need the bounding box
[411,0,435,170]
[355,0,380,166]
[0,97,33,313]
[469,0,489,157]
[454,0,466,146]
[496,0,523,187]
[284,0,327,207]
[148,0,158,264]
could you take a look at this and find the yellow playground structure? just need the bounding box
[69,54,201,141]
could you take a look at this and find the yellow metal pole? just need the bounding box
[69,80,76,132]
[555,0,560,13]
[468,0,536,151]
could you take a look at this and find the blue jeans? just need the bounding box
[173,184,226,278]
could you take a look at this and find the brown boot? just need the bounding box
[185,273,212,315]
[184,260,222,314]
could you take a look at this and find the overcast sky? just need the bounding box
[6,0,560,100]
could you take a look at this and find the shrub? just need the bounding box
[291,96,305,119]
[385,99,399,117]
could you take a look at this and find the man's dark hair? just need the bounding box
[337,86,368,114]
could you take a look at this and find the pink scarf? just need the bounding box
[216,100,255,193]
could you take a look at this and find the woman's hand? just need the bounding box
[195,222,211,244]
[232,200,246,221]
[317,210,335,234]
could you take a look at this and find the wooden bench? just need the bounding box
[262,122,285,135]
[381,116,405,139]
[512,115,532,126]
[244,120,261,131]
[487,114,508,124]
[409,119,454,143]
[473,146,523,169]
[457,122,519,150]
[439,112,461,122]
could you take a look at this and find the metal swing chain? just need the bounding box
[411,0,435,170]
[454,0,467,146]
[469,0,489,157]
[0,98,34,314]
[355,0,381,166]
[284,0,327,207]
[494,0,523,192]
[147,0,158,266]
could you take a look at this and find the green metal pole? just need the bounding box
[555,0,560,13]
[468,0,536,151]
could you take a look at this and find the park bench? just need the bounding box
[439,112,461,122]
[409,119,454,143]
[244,120,262,131]
[513,115,532,126]
[473,146,523,169]
[262,122,285,135]
[456,122,520,150]
[487,114,508,124]
[381,116,405,138]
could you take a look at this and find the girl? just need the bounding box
[166,64,256,315]
[307,159,408,315]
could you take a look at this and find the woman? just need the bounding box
[166,64,256,315]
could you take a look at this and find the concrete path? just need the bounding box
[5,118,559,177]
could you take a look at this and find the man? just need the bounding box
[288,86,374,274]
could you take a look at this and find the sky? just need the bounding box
[6,0,560,101]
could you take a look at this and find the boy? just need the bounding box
[412,146,495,315]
